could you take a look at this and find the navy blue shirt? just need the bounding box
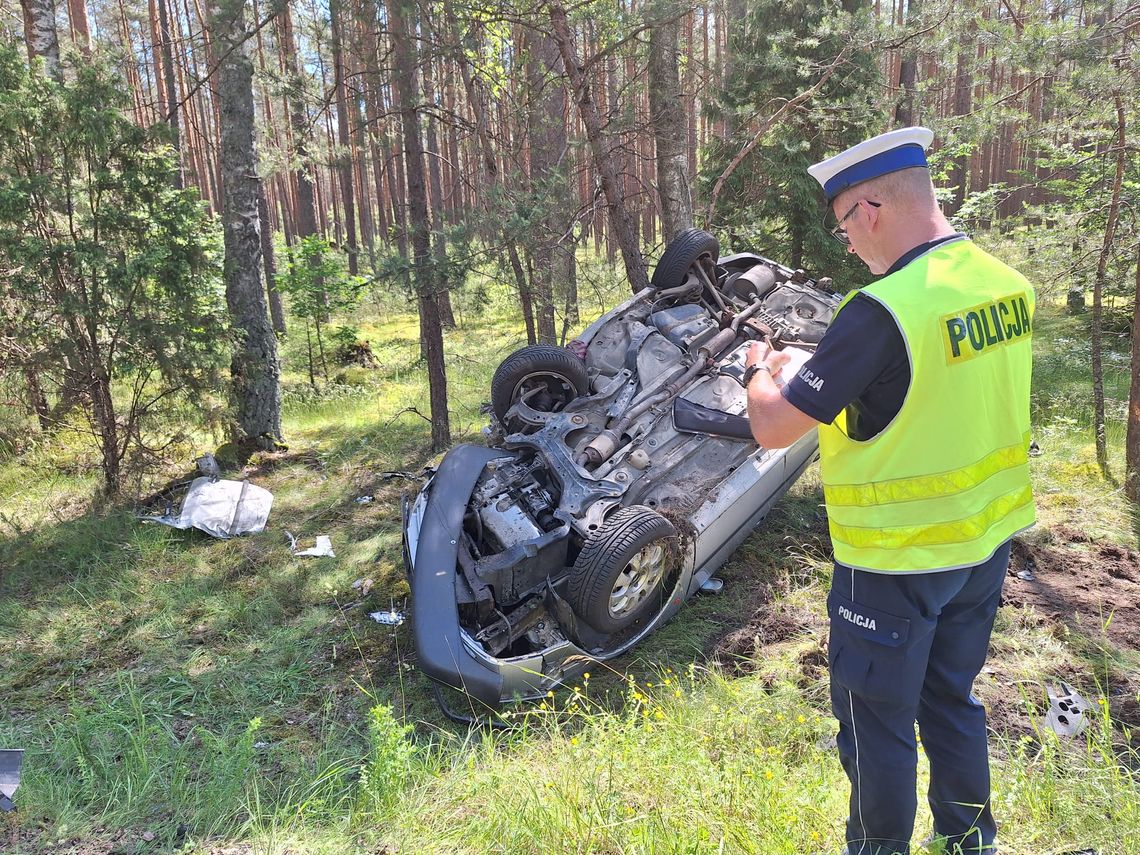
[782,234,966,441]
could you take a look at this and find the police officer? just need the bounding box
[743,127,1035,855]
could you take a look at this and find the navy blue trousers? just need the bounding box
[828,541,1011,855]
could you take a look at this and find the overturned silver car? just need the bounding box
[403,229,840,708]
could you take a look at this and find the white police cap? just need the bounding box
[808,126,935,202]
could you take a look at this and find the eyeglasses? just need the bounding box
[827,200,881,246]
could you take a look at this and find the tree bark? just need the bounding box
[156,0,183,186]
[894,0,919,126]
[390,0,450,451]
[422,54,456,328]
[947,27,974,214]
[1127,240,1140,501]
[258,184,286,333]
[1091,93,1126,477]
[549,4,649,294]
[647,2,693,242]
[212,0,282,446]
[330,0,360,275]
[20,0,61,80]
[279,5,321,243]
[65,0,90,55]
[525,26,568,344]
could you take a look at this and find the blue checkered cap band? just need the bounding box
[808,127,935,202]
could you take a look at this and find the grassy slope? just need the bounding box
[1,246,1138,855]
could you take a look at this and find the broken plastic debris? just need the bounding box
[370,609,406,627]
[253,741,270,750]
[286,532,335,558]
[355,495,374,504]
[1015,555,1036,581]
[1044,681,1092,738]
[140,477,273,539]
[352,578,375,596]
[0,748,24,812]
[196,452,222,479]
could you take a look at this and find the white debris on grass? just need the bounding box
[1044,681,1093,738]
[140,477,273,539]
[286,532,336,558]
[370,609,406,627]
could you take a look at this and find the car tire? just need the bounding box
[567,506,677,633]
[650,228,720,291]
[490,344,589,426]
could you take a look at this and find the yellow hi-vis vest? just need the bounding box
[818,238,1036,573]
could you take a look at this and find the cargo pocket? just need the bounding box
[827,589,923,705]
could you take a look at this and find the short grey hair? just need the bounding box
[833,166,936,210]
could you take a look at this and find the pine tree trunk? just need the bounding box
[23,366,50,430]
[65,0,90,55]
[330,0,359,275]
[1092,93,1126,477]
[894,0,919,126]
[947,29,973,213]
[423,56,456,329]
[1127,241,1140,501]
[549,4,650,294]
[156,0,182,186]
[525,27,564,344]
[648,2,693,242]
[279,5,320,243]
[390,0,450,451]
[213,0,282,447]
[445,0,535,340]
[258,185,286,333]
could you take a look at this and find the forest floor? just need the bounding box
[2,241,1139,854]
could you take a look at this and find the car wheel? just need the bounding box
[650,228,720,291]
[490,344,589,426]
[567,506,677,633]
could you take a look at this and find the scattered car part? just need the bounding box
[370,609,407,627]
[1044,681,1092,738]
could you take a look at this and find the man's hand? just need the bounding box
[747,340,792,384]
[745,340,820,449]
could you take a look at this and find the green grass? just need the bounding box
[2,248,1139,854]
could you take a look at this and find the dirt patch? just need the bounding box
[1005,530,1140,648]
[710,581,822,673]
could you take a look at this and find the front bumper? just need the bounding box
[404,444,506,707]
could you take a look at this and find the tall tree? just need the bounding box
[894,0,920,126]
[524,26,570,343]
[389,0,450,451]
[329,0,360,275]
[647,0,693,242]
[1091,92,1126,476]
[212,0,283,447]
[549,3,649,294]
[156,0,183,186]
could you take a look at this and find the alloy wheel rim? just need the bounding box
[609,542,667,618]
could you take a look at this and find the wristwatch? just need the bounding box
[742,363,773,388]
